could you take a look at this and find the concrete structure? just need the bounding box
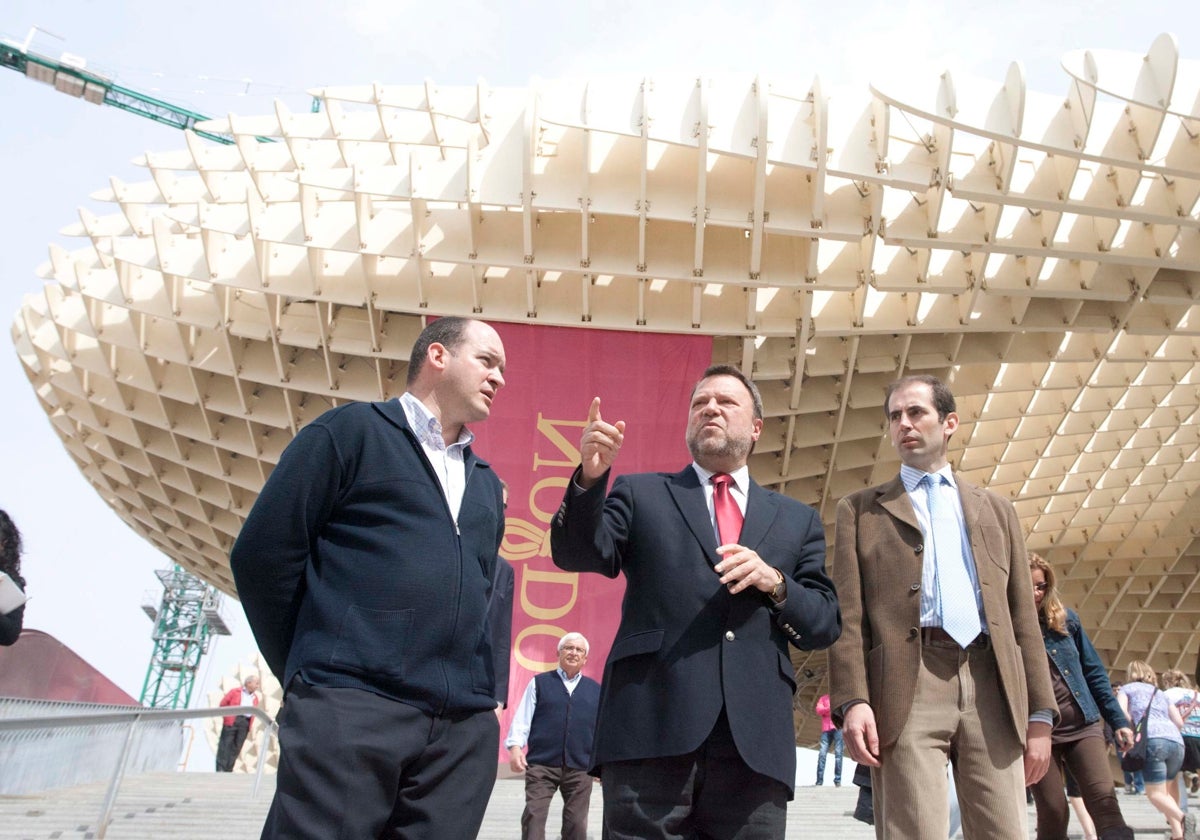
[9,36,1200,741]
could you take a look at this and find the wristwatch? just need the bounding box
[768,568,786,605]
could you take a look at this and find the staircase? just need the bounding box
[0,772,273,840]
[0,771,1185,839]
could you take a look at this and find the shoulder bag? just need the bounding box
[1119,686,1158,773]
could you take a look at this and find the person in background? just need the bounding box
[1027,553,1134,840]
[814,693,843,786]
[1162,670,1200,810]
[0,509,26,646]
[1109,687,1146,796]
[1118,661,1193,840]
[505,632,600,840]
[216,674,262,772]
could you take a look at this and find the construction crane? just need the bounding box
[140,567,233,709]
[3,30,247,708]
[0,38,242,144]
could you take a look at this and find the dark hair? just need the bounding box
[406,317,475,386]
[695,364,763,420]
[883,374,956,421]
[0,510,25,589]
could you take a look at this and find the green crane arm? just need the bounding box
[1,41,274,145]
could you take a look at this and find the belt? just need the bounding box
[920,626,990,650]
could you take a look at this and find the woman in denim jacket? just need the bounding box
[1029,553,1135,840]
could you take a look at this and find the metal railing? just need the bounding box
[0,704,276,839]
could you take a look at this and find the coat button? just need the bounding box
[910,583,920,591]
[725,631,735,642]
[909,627,919,638]
[915,543,924,553]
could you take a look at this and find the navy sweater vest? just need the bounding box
[525,671,600,770]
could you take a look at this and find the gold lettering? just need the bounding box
[531,414,584,470]
[527,476,568,524]
[519,567,579,619]
[514,623,568,671]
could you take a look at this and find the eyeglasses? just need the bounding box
[560,645,587,654]
[1033,583,1048,592]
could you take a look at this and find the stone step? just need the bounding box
[0,772,1189,839]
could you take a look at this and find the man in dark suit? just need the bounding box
[551,364,840,840]
[231,317,512,840]
[828,374,1056,839]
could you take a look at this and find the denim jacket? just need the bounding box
[1042,607,1131,732]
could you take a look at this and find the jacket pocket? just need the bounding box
[608,629,664,661]
[976,524,1010,571]
[330,605,413,677]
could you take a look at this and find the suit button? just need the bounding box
[915,543,924,553]
[910,583,920,591]
[909,627,919,638]
[725,631,735,642]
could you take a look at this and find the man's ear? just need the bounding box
[426,341,450,372]
[943,411,959,438]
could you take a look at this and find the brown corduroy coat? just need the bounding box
[828,473,1056,747]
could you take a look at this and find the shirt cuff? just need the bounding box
[1029,709,1055,727]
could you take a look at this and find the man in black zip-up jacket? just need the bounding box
[231,317,511,840]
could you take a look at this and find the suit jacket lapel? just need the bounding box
[666,467,721,565]
[740,481,778,549]
[876,475,920,535]
[956,476,987,578]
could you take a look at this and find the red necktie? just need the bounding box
[711,473,744,545]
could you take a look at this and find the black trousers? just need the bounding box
[261,679,499,840]
[216,716,251,772]
[599,710,788,840]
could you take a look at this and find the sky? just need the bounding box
[0,0,1192,766]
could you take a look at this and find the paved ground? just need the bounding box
[481,778,1188,839]
[0,771,1190,838]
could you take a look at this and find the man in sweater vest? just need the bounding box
[506,632,601,840]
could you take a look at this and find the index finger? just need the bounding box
[587,396,602,424]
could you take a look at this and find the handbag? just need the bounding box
[1119,686,1158,773]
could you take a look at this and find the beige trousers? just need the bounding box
[873,642,1027,840]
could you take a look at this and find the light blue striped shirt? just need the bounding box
[899,464,985,628]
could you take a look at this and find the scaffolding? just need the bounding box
[139,567,231,709]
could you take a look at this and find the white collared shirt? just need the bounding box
[399,392,474,523]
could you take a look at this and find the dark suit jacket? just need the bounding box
[551,465,840,795]
[828,473,1056,748]
[489,558,515,706]
[231,400,510,716]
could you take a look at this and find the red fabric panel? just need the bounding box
[470,323,713,750]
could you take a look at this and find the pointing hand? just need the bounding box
[579,397,626,487]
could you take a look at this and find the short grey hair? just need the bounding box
[557,632,589,655]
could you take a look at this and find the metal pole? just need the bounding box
[96,714,142,839]
[252,719,277,798]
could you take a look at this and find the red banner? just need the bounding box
[470,323,712,748]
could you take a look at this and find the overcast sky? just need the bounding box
[0,0,1192,766]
